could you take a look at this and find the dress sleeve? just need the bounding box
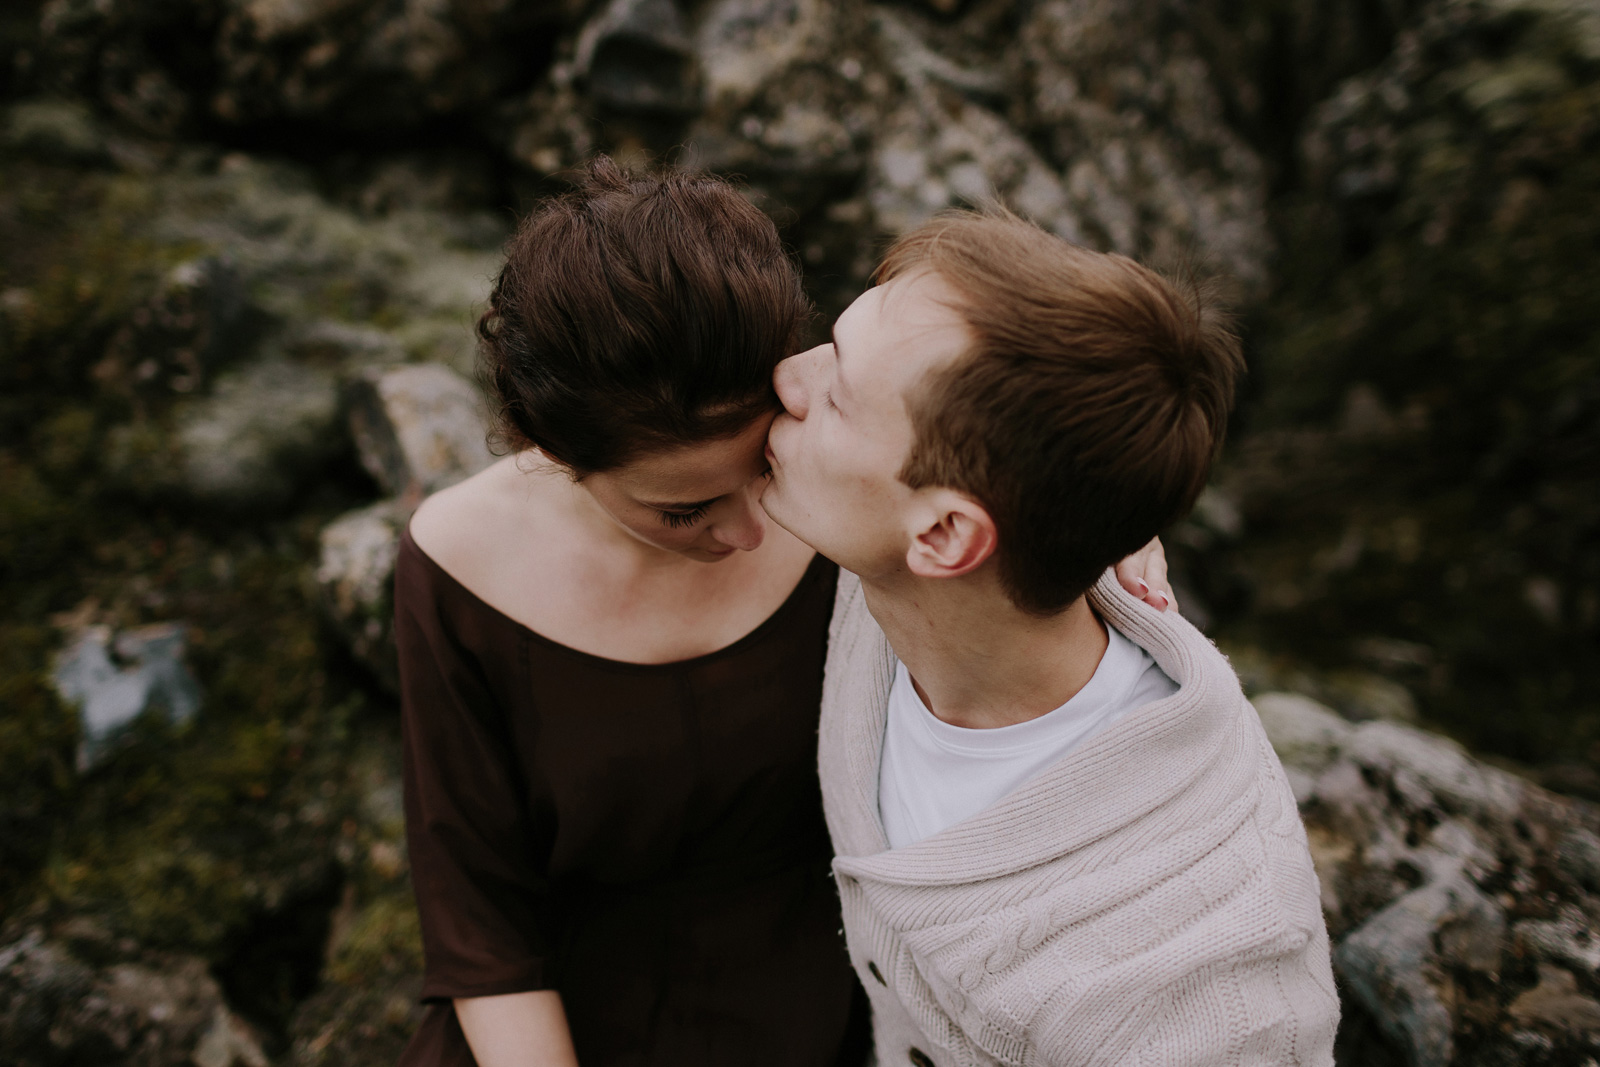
[395,534,553,1001]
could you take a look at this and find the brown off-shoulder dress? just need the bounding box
[393,528,867,1067]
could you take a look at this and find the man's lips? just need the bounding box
[763,441,776,464]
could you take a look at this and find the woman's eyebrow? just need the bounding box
[642,495,719,511]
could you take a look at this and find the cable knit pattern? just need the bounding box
[819,570,1339,1067]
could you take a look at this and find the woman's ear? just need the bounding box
[906,490,998,579]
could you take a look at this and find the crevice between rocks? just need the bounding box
[211,876,345,1056]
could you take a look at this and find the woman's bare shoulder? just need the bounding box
[409,454,559,588]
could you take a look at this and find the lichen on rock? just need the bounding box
[1258,689,1600,1063]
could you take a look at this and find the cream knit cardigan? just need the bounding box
[819,570,1339,1067]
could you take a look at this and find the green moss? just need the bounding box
[0,163,181,442]
[284,883,424,1067]
[38,528,375,952]
[0,623,78,912]
[326,891,423,988]
[0,453,86,622]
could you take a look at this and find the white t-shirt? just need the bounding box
[878,621,1180,850]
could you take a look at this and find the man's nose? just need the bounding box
[773,343,829,420]
[711,487,766,552]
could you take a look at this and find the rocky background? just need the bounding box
[1,0,1598,1064]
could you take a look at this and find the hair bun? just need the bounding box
[477,156,810,474]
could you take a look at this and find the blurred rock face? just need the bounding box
[31,0,1274,303]
[1009,0,1270,291]
[551,0,1270,302]
[1205,0,1600,770]
[0,925,268,1067]
[36,0,577,137]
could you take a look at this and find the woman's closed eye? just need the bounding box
[658,502,713,528]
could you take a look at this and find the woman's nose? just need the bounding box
[712,489,766,552]
[774,344,828,420]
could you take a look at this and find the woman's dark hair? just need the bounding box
[478,156,809,474]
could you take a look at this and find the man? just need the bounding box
[761,209,1338,1066]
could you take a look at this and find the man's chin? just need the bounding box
[762,495,879,576]
[761,502,838,567]
[758,482,802,540]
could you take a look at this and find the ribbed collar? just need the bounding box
[824,569,1247,886]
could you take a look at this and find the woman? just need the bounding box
[395,157,1172,1067]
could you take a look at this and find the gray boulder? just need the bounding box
[316,500,410,691]
[321,362,494,688]
[170,358,344,509]
[1335,870,1503,1067]
[347,363,495,503]
[52,624,202,772]
[864,20,1075,241]
[1256,690,1600,1064]
[495,0,1272,323]
[2,97,109,163]
[1252,691,1352,801]
[1515,905,1600,977]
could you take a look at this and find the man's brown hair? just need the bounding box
[878,209,1243,616]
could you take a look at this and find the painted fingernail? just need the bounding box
[1135,578,1150,597]
[1154,592,1170,611]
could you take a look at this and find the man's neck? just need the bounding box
[861,571,1108,730]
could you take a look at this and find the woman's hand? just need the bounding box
[1115,537,1176,612]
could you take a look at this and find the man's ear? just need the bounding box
[906,490,998,579]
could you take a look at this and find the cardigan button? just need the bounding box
[908,1049,934,1067]
[866,960,887,986]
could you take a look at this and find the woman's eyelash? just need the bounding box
[659,504,712,528]
[823,390,837,411]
